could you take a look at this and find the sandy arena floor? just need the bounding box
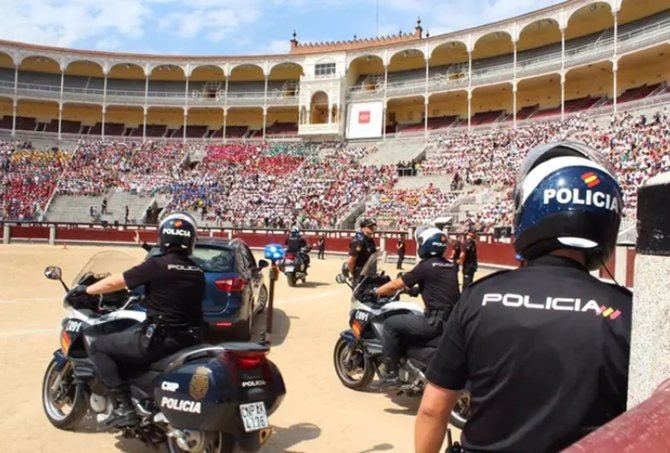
[0,244,486,452]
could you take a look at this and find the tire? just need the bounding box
[42,358,87,430]
[333,337,374,390]
[449,390,471,429]
[286,274,296,287]
[167,431,225,453]
[256,285,268,314]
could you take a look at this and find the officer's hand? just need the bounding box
[407,285,421,297]
[66,285,99,308]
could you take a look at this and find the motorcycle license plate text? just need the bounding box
[284,266,295,272]
[240,402,269,432]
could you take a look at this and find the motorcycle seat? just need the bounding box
[150,344,225,371]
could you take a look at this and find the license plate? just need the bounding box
[239,402,269,432]
[285,266,295,272]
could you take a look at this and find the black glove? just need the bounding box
[66,285,99,309]
[407,285,421,297]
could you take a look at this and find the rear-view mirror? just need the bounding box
[335,274,346,284]
[258,259,269,270]
[44,266,62,281]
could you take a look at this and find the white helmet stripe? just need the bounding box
[520,156,609,205]
[160,212,197,229]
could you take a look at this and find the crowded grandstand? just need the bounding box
[1,0,669,233]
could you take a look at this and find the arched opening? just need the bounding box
[266,106,299,136]
[190,65,225,102]
[518,19,561,52]
[0,96,13,131]
[149,64,186,100]
[427,91,467,130]
[64,60,104,97]
[347,55,384,93]
[228,64,265,101]
[104,106,143,136]
[18,56,61,95]
[429,42,469,90]
[471,83,513,125]
[564,61,613,112]
[616,44,670,106]
[0,52,14,69]
[310,91,329,124]
[226,107,263,138]
[60,103,102,135]
[472,31,514,60]
[16,99,59,132]
[268,62,303,99]
[619,0,668,24]
[387,96,425,133]
[108,63,146,98]
[0,53,14,88]
[516,74,561,120]
[565,2,613,41]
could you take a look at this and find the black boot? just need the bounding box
[102,388,139,428]
[380,358,400,387]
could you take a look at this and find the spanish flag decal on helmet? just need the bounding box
[581,171,601,188]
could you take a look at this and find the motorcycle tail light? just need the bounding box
[60,331,72,355]
[285,253,296,260]
[215,277,247,293]
[224,350,267,370]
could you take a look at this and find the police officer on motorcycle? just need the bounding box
[374,227,460,386]
[415,142,632,453]
[347,218,378,282]
[285,226,310,269]
[66,212,205,428]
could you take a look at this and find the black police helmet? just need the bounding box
[415,226,448,260]
[158,212,198,254]
[360,218,377,229]
[513,141,622,270]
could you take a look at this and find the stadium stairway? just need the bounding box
[361,138,427,167]
[45,191,154,224]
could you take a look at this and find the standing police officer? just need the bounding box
[347,218,378,282]
[68,212,205,428]
[459,231,478,288]
[415,142,632,452]
[375,227,460,385]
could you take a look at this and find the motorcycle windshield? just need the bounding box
[359,251,381,277]
[71,251,141,287]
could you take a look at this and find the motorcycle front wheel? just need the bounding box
[42,358,87,430]
[333,337,374,390]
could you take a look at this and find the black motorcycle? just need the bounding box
[279,246,311,287]
[41,251,286,452]
[333,252,470,429]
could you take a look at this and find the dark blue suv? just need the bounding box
[147,237,268,340]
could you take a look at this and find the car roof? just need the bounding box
[196,236,247,250]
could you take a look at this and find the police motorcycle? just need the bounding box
[41,251,286,452]
[278,246,311,287]
[332,252,470,429]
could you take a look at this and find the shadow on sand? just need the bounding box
[264,422,321,452]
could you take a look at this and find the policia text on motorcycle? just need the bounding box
[374,227,460,385]
[66,212,205,428]
[348,218,378,281]
[415,142,632,453]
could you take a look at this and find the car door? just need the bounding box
[241,243,264,309]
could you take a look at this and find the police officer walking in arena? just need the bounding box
[67,212,205,428]
[374,227,460,385]
[449,234,462,273]
[415,142,632,452]
[459,231,478,288]
[347,218,378,282]
[396,234,406,270]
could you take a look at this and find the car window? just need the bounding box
[191,247,235,273]
[242,245,257,268]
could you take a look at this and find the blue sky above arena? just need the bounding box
[3,0,564,55]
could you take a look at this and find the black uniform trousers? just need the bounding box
[383,313,443,362]
[318,246,325,259]
[397,252,405,269]
[88,324,200,389]
[462,263,477,289]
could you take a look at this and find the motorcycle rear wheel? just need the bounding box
[167,431,225,453]
[333,338,374,390]
[286,274,296,287]
[42,358,87,430]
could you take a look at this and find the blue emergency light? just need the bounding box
[264,244,285,262]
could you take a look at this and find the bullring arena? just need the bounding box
[2,0,670,451]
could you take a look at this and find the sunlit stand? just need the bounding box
[261,244,285,345]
